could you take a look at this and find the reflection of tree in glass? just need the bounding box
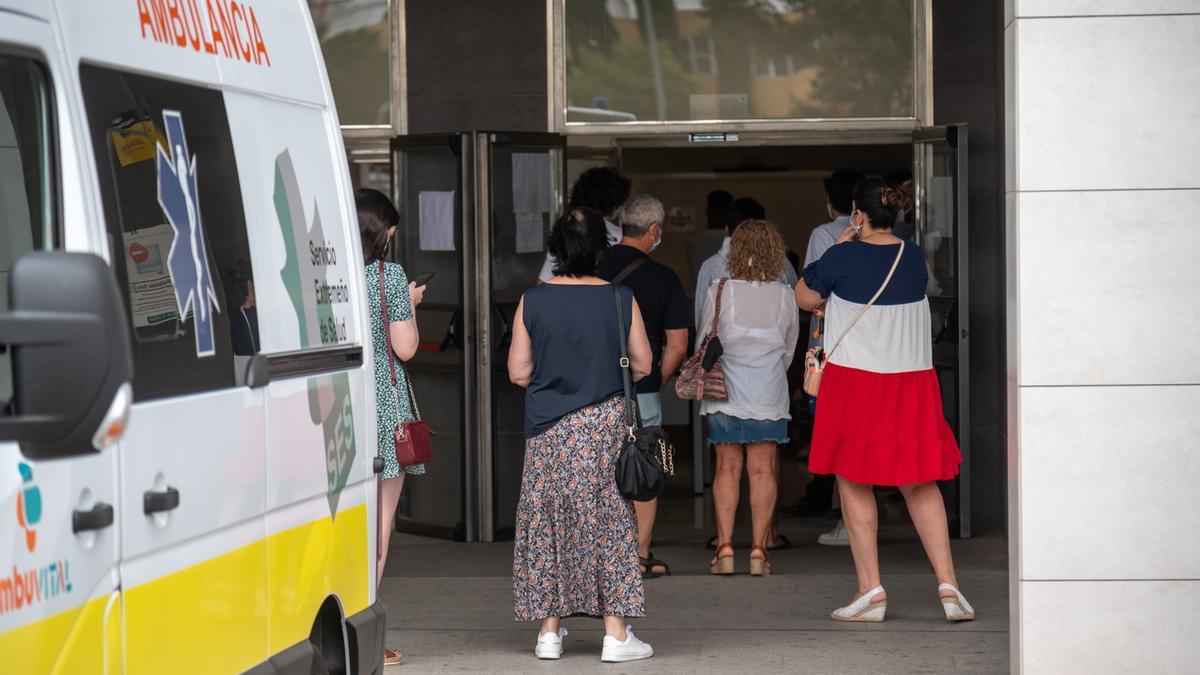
[785,0,914,117]
[565,0,694,120]
[309,1,390,125]
[568,42,695,120]
[702,0,792,96]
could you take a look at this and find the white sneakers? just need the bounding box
[535,627,568,659]
[536,625,653,662]
[601,626,654,663]
[818,519,850,546]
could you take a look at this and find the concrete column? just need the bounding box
[1006,2,1200,671]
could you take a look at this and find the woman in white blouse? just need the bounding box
[697,220,800,576]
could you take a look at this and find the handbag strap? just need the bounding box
[611,256,649,286]
[707,278,728,339]
[379,260,422,420]
[612,284,638,439]
[824,241,905,362]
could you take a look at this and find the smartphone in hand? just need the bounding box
[410,272,435,287]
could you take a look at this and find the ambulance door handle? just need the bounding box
[72,502,114,533]
[143,486,180,514]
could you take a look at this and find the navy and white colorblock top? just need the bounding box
[803,241,933,374]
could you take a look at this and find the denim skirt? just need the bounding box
[706,412,790,445]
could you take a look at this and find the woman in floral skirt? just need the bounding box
[507,206,656,663]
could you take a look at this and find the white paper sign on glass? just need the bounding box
[515,211,545,254]
[511,153,551,213]
[418,190,456,252]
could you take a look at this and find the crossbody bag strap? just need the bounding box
[825,241,905,362]
[611,257,649,286]
[379,260,397,387]
[612,284,637,436]
[708,278,728,338]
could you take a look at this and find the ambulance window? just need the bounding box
[0,55,56,410]
[79,64,259,402]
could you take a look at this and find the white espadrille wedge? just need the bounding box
[831,586,887,623]
[938,582,976,621]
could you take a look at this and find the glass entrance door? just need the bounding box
[478,133,567,541]
[913,124,971,537]
[390,134,476,540]
[389,132,565,541]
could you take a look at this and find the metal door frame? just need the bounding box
[475,131,567,542]
[389,132,480,541]
[914,124,970,537]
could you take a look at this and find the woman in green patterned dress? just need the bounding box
[357,188,426,667]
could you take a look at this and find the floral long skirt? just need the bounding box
[512,396,645,621]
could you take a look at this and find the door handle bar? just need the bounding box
[143,486,180,515]
[72,502,114,533]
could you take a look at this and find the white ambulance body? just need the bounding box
[0,1,384,672]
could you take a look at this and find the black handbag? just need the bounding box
[611,285,675,502]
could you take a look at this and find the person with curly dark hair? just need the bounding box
[538,167,631,281]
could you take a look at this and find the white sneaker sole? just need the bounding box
[818,538,850,546]
[535,646,562,660]
[601,648,654,663]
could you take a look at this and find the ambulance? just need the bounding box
[0,1,386,672]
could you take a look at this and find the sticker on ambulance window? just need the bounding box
[122,223,184,327]
[108,111,166,167]
[156,109,221,357]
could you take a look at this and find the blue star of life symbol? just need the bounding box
[156,109,220,357]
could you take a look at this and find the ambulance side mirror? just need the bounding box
[0,251,134,460]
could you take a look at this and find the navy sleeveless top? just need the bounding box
[522,283,634,438]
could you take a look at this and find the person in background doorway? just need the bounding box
[509,207,656,663]
[795,178,973,624]
[699,220,799,577]
[799,168,865,545]
[694,198,797,326]
[358,188,427,667]
[597,194,692,579]
[228,260,259,357]
[688,189,734,286]
[884,169,916,241]
[538,167,630,282]
[731,195,766,220]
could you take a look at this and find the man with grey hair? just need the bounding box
[597,193,692,579]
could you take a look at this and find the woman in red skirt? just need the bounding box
[794,178,975,624]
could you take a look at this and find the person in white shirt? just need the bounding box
[698,220,800,577]
[694,198,797,326]
[538,167,629,282]
[801,169,864,546]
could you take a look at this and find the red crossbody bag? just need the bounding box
[379,260,433,466]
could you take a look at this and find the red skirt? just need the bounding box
[809,363,961,486]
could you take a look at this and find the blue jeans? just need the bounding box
[637,392,662,427]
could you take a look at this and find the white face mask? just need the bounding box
[826,202,834,219]
[649,225,662,252]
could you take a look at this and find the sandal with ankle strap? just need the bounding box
[639,552,671,578]
[709,542,734,575]
[749,545,771,576]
